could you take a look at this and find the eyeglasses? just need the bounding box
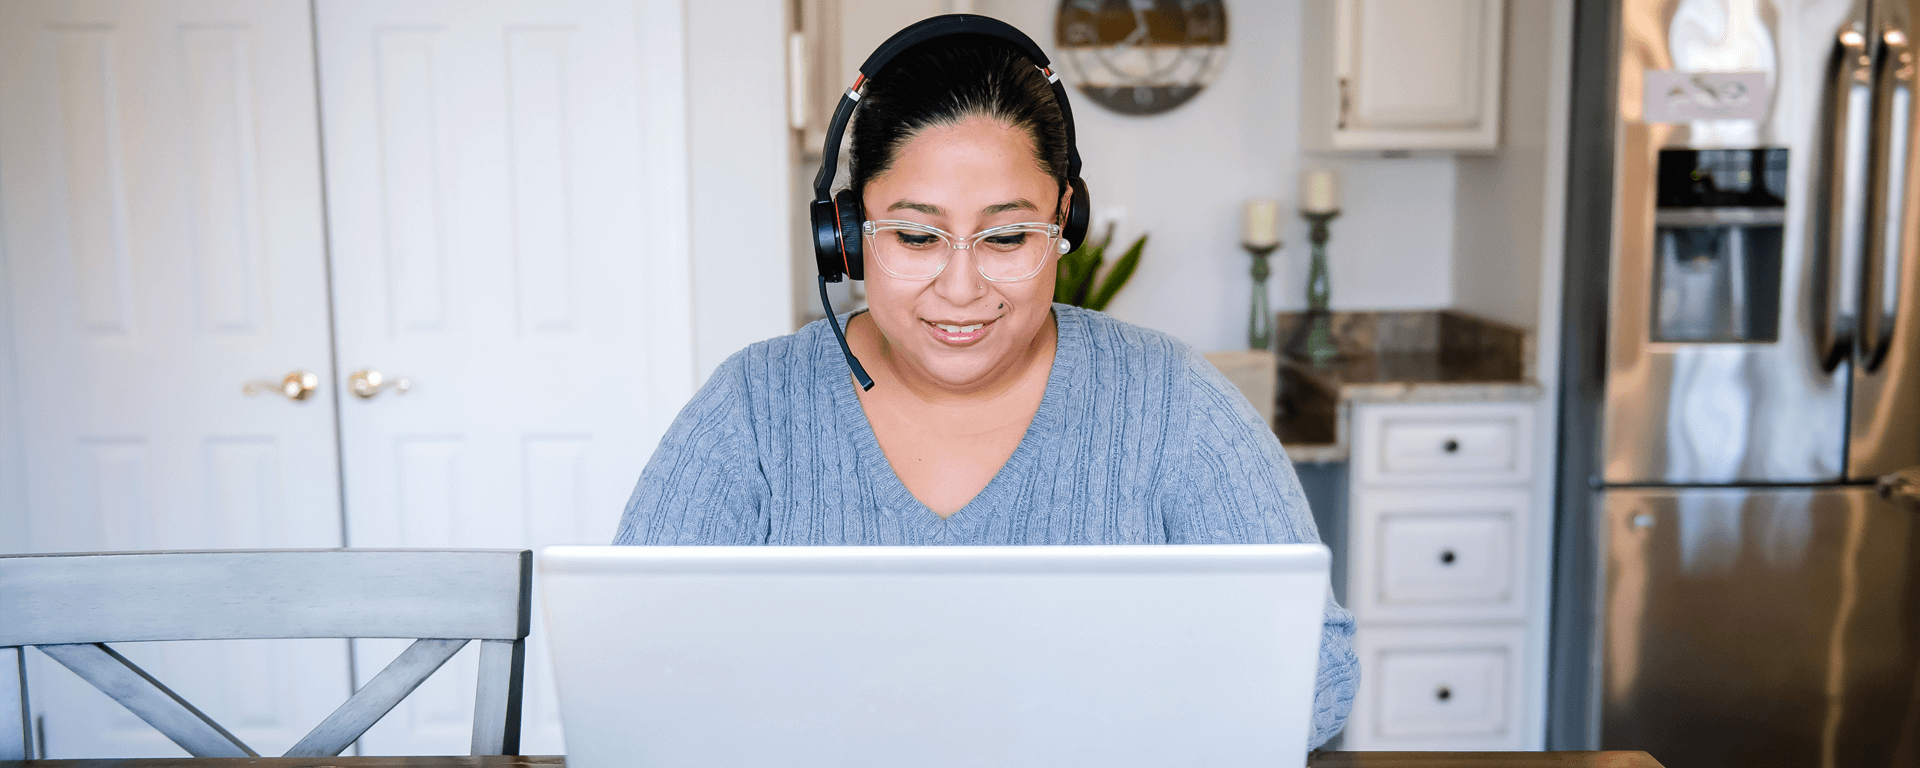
[861,219,1062,282]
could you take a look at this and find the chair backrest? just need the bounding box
[0,549,531,759]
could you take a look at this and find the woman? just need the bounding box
[616,26,1357,748]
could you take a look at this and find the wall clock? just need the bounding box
[1054,0,1229,116]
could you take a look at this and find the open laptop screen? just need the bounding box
[541,544,1329,768]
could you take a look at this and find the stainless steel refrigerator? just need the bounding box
[1593,0,1920,765]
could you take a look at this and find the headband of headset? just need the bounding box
[811,14,1085,200]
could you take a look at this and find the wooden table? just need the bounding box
[0,752,1663,767]
[1314,754,1661,768]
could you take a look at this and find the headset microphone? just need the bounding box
[821,277,874,390]
[810,14,1092,392]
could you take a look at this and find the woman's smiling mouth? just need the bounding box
[923,316,998,344]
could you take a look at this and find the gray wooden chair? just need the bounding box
[0,549,530,759]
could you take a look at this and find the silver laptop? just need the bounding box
[539,544,1330,768]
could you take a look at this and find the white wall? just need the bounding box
[687,0,796,381]
[825,0,1461,352]
[0,222,21,551]
[1313,157,1456,312]
[1454,0,1556,334]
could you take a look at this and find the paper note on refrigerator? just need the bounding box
[1643,70,1770,122]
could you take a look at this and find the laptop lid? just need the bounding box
[540,544,1329,768]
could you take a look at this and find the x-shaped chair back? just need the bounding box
[0,549,531,759]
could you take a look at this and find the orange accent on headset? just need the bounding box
[831,194,853,278]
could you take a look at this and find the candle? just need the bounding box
[1301,169,1340,214]
[1243,199,1279,247]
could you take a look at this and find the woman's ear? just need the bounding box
[1057,184,1074,224]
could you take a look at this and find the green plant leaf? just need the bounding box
[1054,239,1102,305]
[1085,234,1146,312]
[1071,241,1103,306]
[1053,246,1084,303]
[1053,222,1121,307]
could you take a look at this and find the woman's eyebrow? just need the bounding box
[884,199,1036,215]
[887,200,941,214]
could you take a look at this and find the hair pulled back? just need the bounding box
[848,35,1070,206]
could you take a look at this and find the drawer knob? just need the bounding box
[1436,686,1452,702]
[1439,549,1457,565]
[1443,439,1460,453]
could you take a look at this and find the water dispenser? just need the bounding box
[1651,148,1786,343]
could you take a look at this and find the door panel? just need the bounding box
[0,0,348,757]
[1602,0,1854,484]
[1601,486,1920,767]
[315,0,694,754]
[1346,0,1487,128]
[1851,0,1920,479]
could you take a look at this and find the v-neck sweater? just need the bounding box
[615,304,1358,748]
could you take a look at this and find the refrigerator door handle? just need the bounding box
[1864,25,1915,373]
[1878,466,1920,512]
[1818,24,1874,372]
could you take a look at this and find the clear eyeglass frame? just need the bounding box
[861,219,1062,282]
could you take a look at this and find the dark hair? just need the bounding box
[848,35,1070,207]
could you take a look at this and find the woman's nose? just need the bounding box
[931,243,988,305]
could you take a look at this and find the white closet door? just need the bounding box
[0,0,349,757]
[314,0,693,755]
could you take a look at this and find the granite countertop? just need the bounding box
[1273,310,1540,464]
[1287,352,1543,402]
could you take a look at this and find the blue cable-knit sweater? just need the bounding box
[615,304,1358,748]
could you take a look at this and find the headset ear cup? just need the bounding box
[810,198,846,281]
[1063,176,1091,251]
[834,189,866,280]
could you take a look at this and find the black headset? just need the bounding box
[810,14,1092,390]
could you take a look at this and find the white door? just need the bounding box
[0,0,350,757]
[313,0,694,754]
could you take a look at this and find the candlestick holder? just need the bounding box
[1244,241,1279,350]
[1285,210,1340,366]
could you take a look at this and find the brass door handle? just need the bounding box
[348,369,411,399]
[243,371,319,401]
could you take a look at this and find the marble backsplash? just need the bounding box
[1273,309,1529,378]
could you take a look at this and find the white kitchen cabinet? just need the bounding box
[1303,0,1507,153]
[1341,399,1547,750]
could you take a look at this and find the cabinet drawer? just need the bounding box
[1356,402,1534,486]
[1383,419,1515,473]
[1350,488,1530,620]
[1382,511,1512,602]
[1346,624,1528,750]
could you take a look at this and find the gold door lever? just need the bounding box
[243,371,319,401]
[348,369,411,399]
